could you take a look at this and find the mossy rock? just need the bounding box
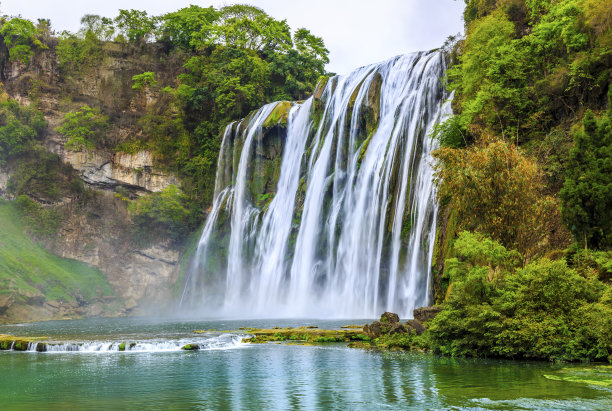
[263,101,292,129]
[181,344,199,351]
[35,343,47,352]
[118,342,126,351]
[12,340,29,351]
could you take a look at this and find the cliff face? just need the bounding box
[0,44,187,322]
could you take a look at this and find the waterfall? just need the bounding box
[180,50,453,318]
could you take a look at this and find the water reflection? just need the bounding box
[1,343,610,410]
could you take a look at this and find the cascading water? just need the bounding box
[180,50,453,318]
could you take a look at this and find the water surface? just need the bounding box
[1,318,610,410]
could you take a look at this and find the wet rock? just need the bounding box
[181,344,199,351]
[363,321,383,338]
[413,306,442,323]
[380,312,400,324]
[118,342,126,351]
[12,340,29,351]
[389,323,407,335]
[405,319,426,335]
[35,342,47,352]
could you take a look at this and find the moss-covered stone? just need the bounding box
[241,326,363,344]
[181,344,199,351]
[263,101,292,129]
[118,342,126,351]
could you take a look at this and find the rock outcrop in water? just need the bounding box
[181,51,453,318]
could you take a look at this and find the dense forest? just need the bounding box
[0,1,610,362]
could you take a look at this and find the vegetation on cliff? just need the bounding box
[428,0,611,361]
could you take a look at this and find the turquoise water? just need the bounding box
[1,318,610,410]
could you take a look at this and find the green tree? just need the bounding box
[0,100,46,164]
[114,9,157,44]
[560,91,612,249]
[132,71,158,90]
[0,17,46,65]
[79,14,115,41]
[213,5,292,52]
[56,105,109,151]
[158,5,219,51]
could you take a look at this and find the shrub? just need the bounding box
[128,185,191,244]
[428,231,612,362]
[56,105,109,151]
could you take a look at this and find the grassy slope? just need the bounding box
[0,200,113,303]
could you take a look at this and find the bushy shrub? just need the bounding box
[428,231,612,362]
[128,185,191,244]
[0,100,46,164]
[56,105,109,151]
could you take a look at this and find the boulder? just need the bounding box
[413,306,442,323]
[363,321,383,338]
[380,312,400,324]
[389,323,406,335]
[405,319,426,335]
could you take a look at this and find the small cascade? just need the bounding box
[181,51,453,318]
[13,334,247,353]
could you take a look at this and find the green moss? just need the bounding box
[263,101,292,129]
[181,344,199,350]
[118,342,126,351]
[544,366,612,387]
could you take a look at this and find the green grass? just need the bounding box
[0,200,113,304]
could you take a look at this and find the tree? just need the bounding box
[213,5,292,53]
[79,14,115,41]
[0,17,46,65]
[56,105,109,151]
[560,90,612,249]
[433,140,557,256]
[158,5,219,51]
[114,9,157,44]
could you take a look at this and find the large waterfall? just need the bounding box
[180,50,452,318]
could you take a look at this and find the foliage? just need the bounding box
[56,31,103,75]
[128,185,192,244]
[79,14,115,41]
[56,105,109,151]
[433,140,558,256]
[132,71,158,90]
[428,231,612,361]
[14,194,62,237]
[0,17,46,65]
[430,115,471,148]
[560,92,612,249]
[7,146,84,203]
[0,100,46,164]
[158,5,220,51]
[213,5,292,52]
[114,9,157,44]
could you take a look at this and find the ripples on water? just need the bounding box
[1,318,610,410]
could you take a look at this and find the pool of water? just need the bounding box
[1,317,610,410]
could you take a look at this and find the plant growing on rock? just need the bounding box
[56,105,109,151]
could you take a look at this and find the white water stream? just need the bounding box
[181,51,452,318]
